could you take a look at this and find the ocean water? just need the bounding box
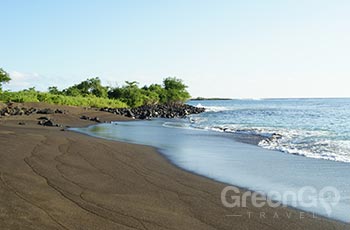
[187,98,350,163]
[73,98,350,222]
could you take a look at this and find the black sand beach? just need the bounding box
[0,103,348,229]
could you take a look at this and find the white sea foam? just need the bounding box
[260,138,350,163]
[187,98,350,164]
[194,103,230,112]
[187,120,350,163]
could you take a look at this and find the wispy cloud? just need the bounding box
[3,71,41,91]
[3,71,73,92]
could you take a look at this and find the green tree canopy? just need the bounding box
[48,86,61,95]
[1,74,191,108]
[163,77,190,104]
[146,84,166,104]
[117,81,145,107]
[63,77,108,98]
[0,68,11,91]
[107,78,191,107]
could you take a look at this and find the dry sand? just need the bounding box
[0,103,348,229]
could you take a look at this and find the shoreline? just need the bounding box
[0,102,349,229]
[74,121,350,225]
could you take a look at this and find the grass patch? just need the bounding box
[0,90,127,108]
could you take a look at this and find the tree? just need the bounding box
[163,77,190,104]
[108,81,146,107]
[125,81,139,88]
[48,86,61,95]
[63,77,108,98]
[146,84,166,104]
[108,86,123,99]
[0,68,11,91]
[120,81,144,107]
[141,86,160,105]
[108,78,190,107]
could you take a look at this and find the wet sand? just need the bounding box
[0,103,348,229]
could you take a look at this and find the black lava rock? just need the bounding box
[100,104,205,120]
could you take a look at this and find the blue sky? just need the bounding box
[1,0,350,98]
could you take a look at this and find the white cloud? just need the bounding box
[3,71,42,91]
[3,71,75,92]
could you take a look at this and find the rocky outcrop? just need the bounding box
[37,117,62,127]
[80,115,101,123]
[0,103,205,124]
[100,104,205,119]
[0,105,65,116]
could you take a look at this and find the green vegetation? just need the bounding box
[107,77,190,107]
[62,77,108,98]
[0,68,11,92]
[0,88,127,108]
[0,68,191,108]
[163,77,191,104]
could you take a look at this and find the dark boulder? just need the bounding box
[90,117,101,123]
[80,115,101,123]
[125,109,135,118]
[38,119,53,126]
[55,109,65,114]
[37,117,61,127]
[80,115,89,120]
[38,116,50,120]
[37,108,55,114]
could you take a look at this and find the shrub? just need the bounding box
[0,67,191,108]
[0,90,127,108]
